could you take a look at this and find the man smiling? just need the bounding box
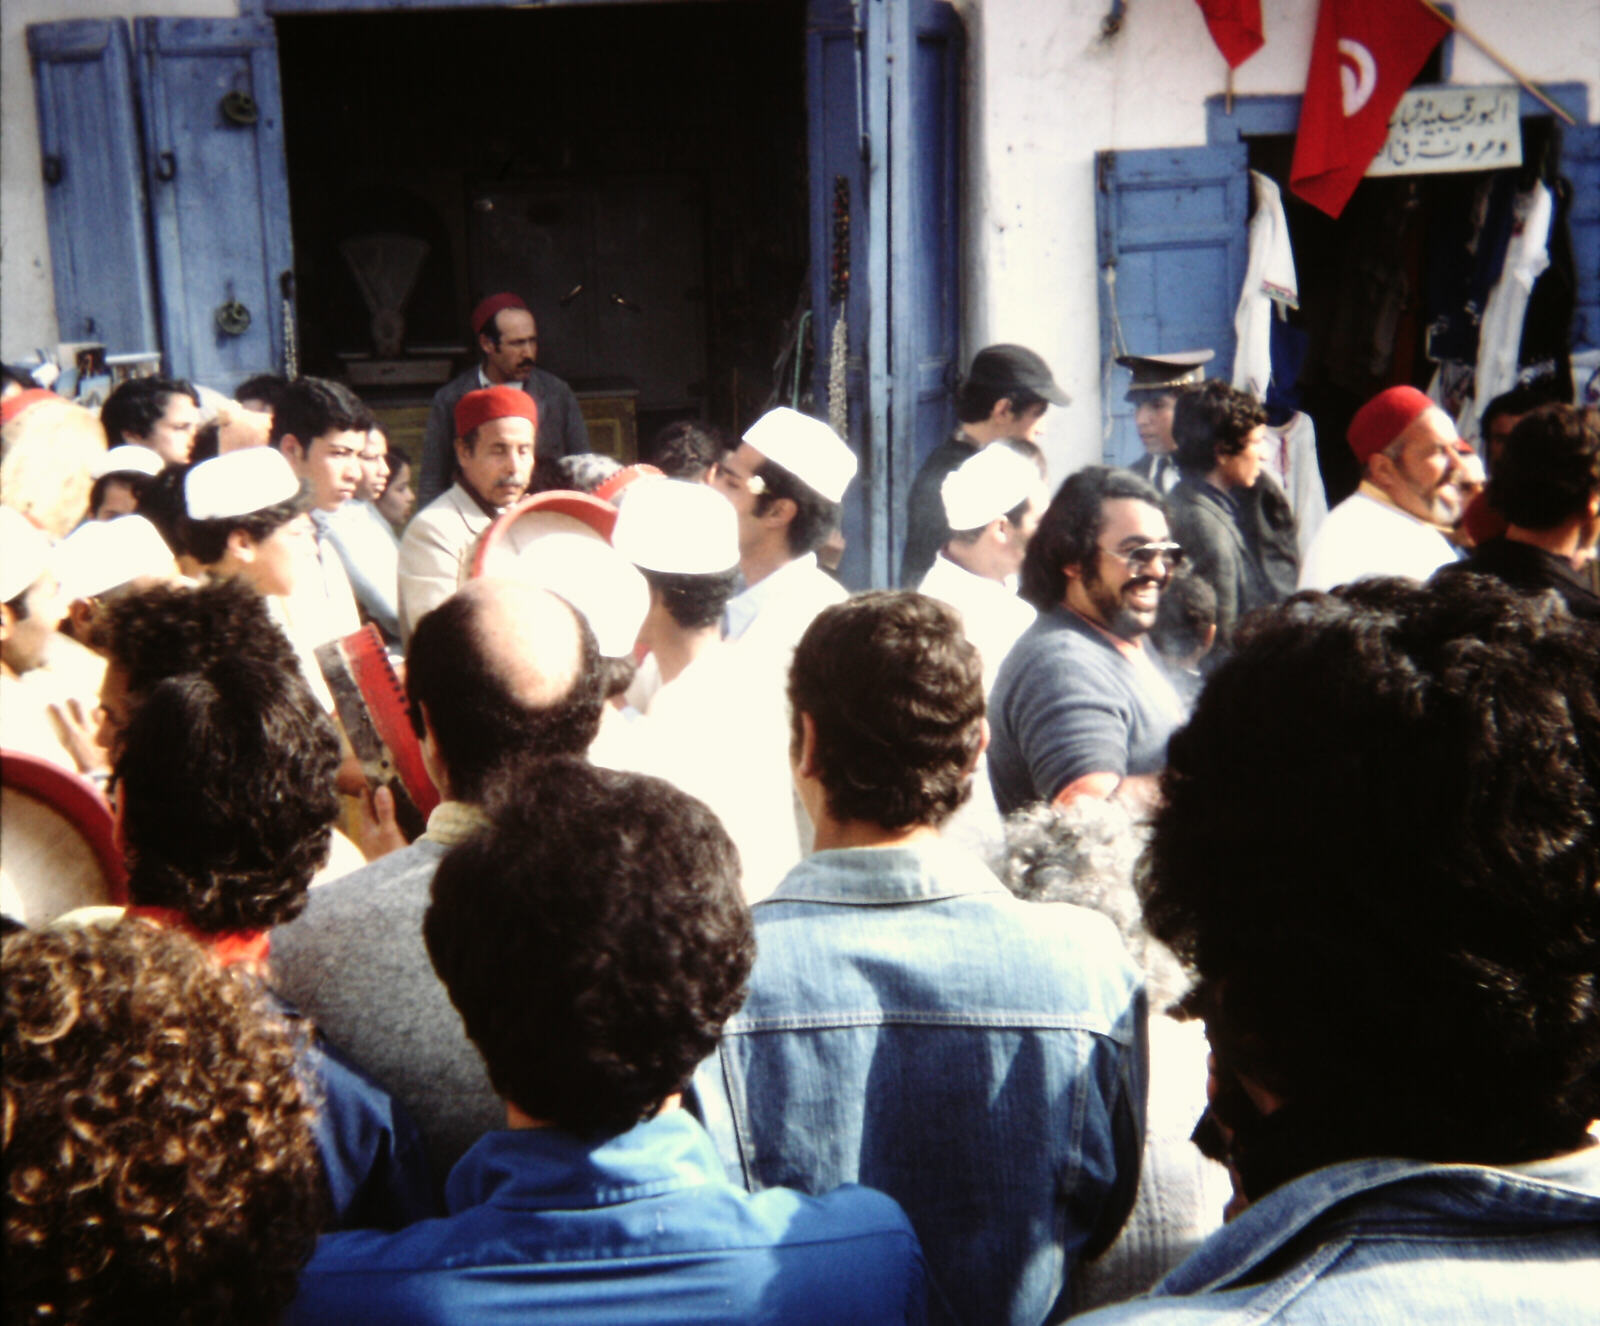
[398,386,537,642]
[988,467,1188,815]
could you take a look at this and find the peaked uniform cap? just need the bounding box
[941,444,1042,531]
[1116,350,1215,396]
[742,408,857,503]
[185,447,300,520]
[613,478,740,575]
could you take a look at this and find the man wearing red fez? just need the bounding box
[416,293,589,510]
[397,386,539,641]
[1298,386,1465,590]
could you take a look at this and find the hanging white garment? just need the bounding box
[1232,171,1300,401]
[1470,182,1553,442]
[1259,413,1328,558]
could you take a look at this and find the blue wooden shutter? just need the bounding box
[26,20,160,354]
[1560,122,1600,351]
[808,0,962,588]
[134,17,294,394]
[1095,145,1249,466]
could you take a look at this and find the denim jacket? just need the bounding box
[691,841,1148,1326]
[1076,1145,1600,1324]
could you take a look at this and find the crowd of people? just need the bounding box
[2,301,1598,1324]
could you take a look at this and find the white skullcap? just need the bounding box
[0,507,53,603]
[742,407,857,503]
[507,531,650,657]
[612,478,739,575]
[185,446,299,520]
[941,444,1041,531]
[53,516,178,602]
[91,445,164,480]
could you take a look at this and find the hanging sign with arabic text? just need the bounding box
[1367,84,1522,176]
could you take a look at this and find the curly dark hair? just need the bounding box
[1019,466,1164,610]
[100,376,199,446]
[641,566,741,630]
[182,498,304,568]
[423,755,753,1136]
[405,583,604,802]
[1487,404,1600,530]
[3,920,326,1325]
[1140,575,1600,1176]
[269,376,374,449]
[646,420,731,482]
[100,578,301,702]
[754,457,840,557]
[134,462,194,557]
[789,590,984,830]
[1171,379,1266,474]
[116,656,339,931]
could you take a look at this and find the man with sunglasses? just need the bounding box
[988,466,1188,815]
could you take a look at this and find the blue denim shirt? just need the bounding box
[691,841,1148,1326]
[288,1110,926,1325]
[1076,1145,1600,1324]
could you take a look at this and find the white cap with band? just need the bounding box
[185,447,300,520]
[941,444,1041,531]
[612,478,739,575]
[741,407,857,503]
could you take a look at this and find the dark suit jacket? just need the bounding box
[1443,537,1600,623]
[1168,474,1298,643]
[418,364,590,509]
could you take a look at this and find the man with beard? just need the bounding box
[417,294,588,509]
[988,467,1188,815]
[1298,386,1464,590]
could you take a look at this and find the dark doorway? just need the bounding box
[275,1,809,452]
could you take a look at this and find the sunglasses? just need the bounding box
[1100,540,1186,574]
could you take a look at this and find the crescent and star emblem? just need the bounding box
[1338,38,1378,116]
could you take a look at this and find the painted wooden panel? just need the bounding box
[134,18,294,394]
[1095,144,1249,466]
[26,20,160,355]
[1560,122,1600,352]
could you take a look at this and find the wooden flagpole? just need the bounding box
[1414,0,1576,125]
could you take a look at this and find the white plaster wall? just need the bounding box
[965,0,1600,480]
[0,0,239,362]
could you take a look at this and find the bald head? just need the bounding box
[406,578,604,803]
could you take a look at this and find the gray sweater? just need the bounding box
[271,834,502,1185]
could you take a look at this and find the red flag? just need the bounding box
[1290,0,1448,218]
[1193,1,1265,68]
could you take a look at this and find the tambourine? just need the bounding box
[1,751,128,924]
[470,489,619,580]
[316,625,440,841]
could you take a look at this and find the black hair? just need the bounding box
[116,656,339,931]
[88,471,156,521]
[235,373,290,413]
[1479,382,1563,440]
[953,381,1047,426]
[1172,380,1266,474]
[182,499,304,568]
[100,376,199,445]
[789,591,984,830]
[754,458,840,557]
[1019,466,1165,610]
[1141,575,1600,1184]
[269,377,374,449]
[405,589,605,803]
[188,419,222,465]
[1152,570,1218,661]
[646,421,732,482]
[423,756,752,1136]
[1487,404,1600,530]
[641,566,740,630]
[132,464,192,557]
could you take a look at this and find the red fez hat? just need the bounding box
[0,388,58,428]
[470,293,528,336]
[1347,386,1436,464]
[454,385,539,441]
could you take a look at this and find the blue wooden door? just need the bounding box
[1095,144,1249,466]
[26,19,160,355]
[1561,122,1600,352]
[134,18,295,394]
[808,0,962,588]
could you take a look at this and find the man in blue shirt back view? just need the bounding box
[693,591,1148,1326]
[288,755,925,1326]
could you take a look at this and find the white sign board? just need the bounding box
[1367,84,1522,176]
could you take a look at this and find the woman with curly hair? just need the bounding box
[3,919,326,1325]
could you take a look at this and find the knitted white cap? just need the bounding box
[185,446,299,520]
[53,515,177,601]
[941,444,1042,531]
[91,444,164,480]
[741,407,857,503]
[612,478,739,575]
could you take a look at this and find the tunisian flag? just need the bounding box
[1290,0,1448,218]
[1193,1,1264,68]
